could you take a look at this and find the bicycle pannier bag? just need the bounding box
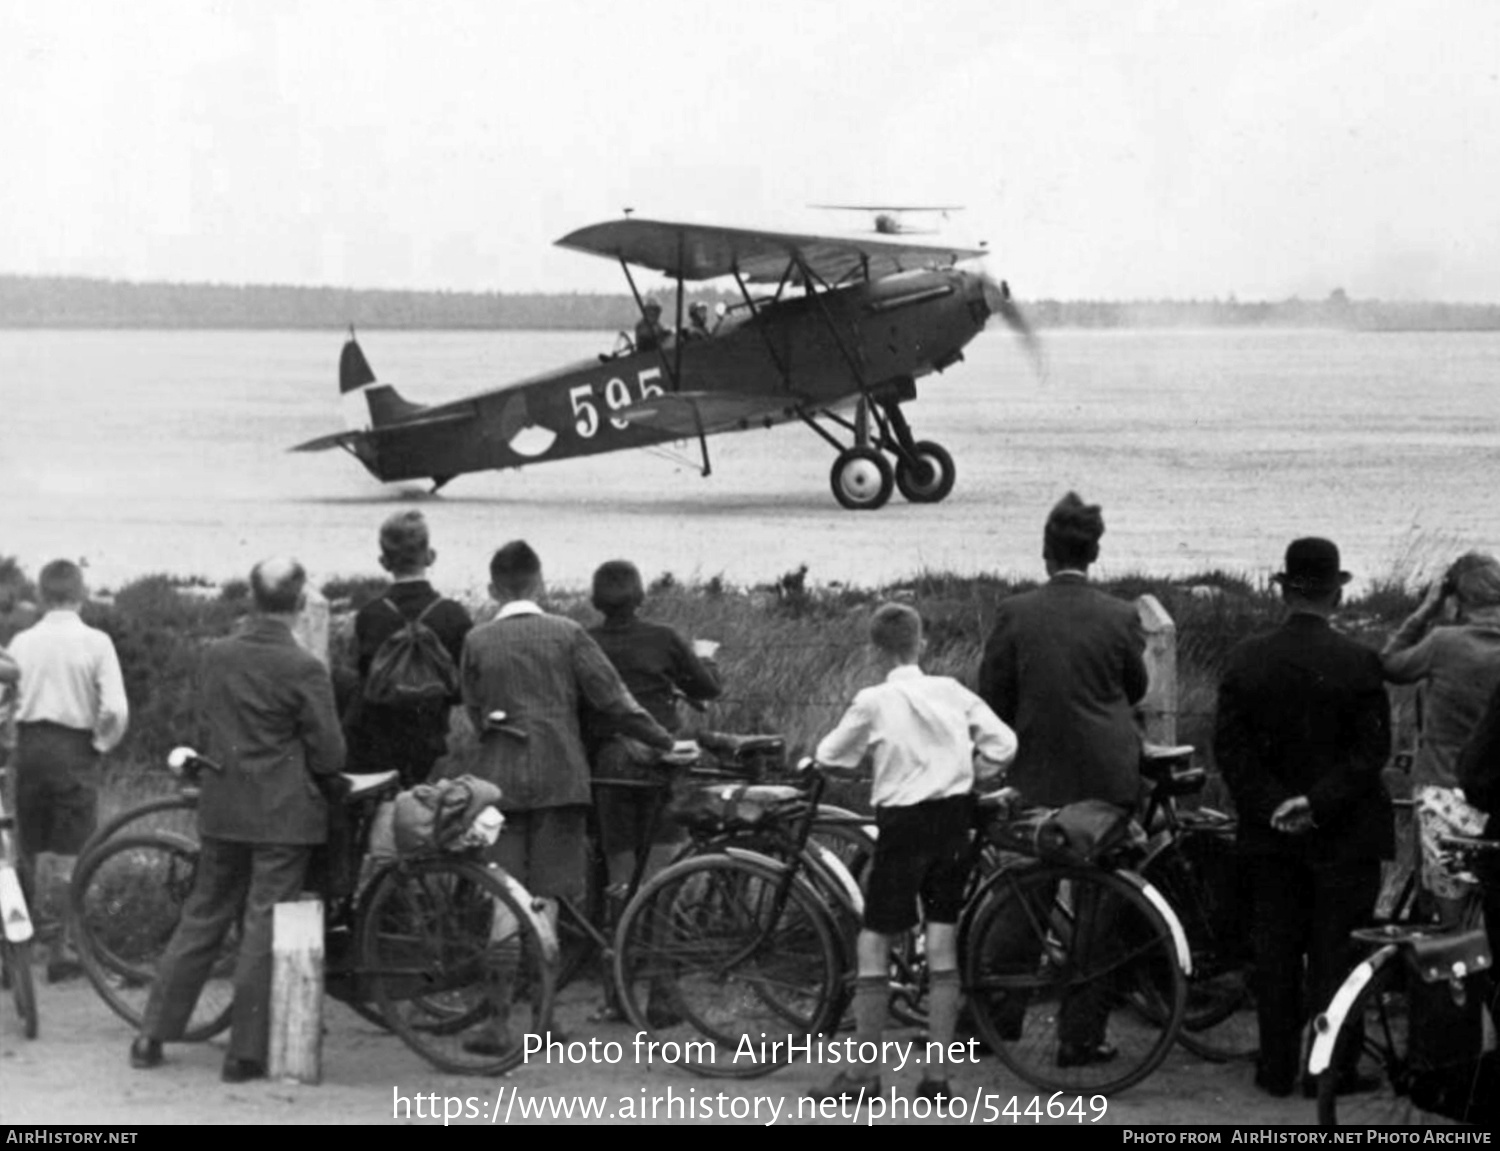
[363,598,459,708]
[392,775,503,855]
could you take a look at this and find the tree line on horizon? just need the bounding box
[1,273,1497,331]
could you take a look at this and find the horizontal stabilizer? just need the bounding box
[619,391,809,438]
[291,430,363,453]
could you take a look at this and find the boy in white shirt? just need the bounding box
[808,602,1016,1104]
[9,560,128,980]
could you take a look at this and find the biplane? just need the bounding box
[293,217,1031,510]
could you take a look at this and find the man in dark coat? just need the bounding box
[979,491,1149,809]
[1213,537,1392,1098]
[131,557,346,1082]
[977,492,1149,1068]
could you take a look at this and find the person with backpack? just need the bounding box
[345,511,472,787]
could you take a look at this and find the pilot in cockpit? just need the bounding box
[683,301,713,341]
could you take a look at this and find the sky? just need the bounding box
[3,0,1498,301]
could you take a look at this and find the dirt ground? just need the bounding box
[0,974,1328,1128]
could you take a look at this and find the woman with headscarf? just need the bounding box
[1382,552,1500,921]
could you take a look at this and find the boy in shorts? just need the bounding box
[808,602,1016,1103]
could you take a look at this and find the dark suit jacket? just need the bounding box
[461,606,670,811]
[978,574,1149,808]
[197,616,347,845]
[1213,612,1393,863]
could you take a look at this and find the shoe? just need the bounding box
[462,1033,520,1059]
[1254,1068,1295,1098]
[1302,1071,1381,1099]
[221,1057,267,1084]
[128,1037,163,1070]
[806,1072,880,1105]
[1057,1042,1118,1069]
[46,958,84,984]
[913,1078,951,1103]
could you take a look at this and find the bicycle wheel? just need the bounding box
[614,852,843,1079]
[965,862,1186,1094]
[1139,830,1255,1062]
[2,938,38,1039]
[360,856,555,1076]
[70,832,234,1041]
[1317,956,1494,1126]
[80,793,199,865]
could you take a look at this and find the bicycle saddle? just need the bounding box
[697,731,785,757]
[342,770,401,799]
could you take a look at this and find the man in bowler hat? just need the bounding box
[1213,538,1392,1098]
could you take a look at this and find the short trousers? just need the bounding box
[485,805,589,904]
[864,793,974,935]
[15,721,100,857]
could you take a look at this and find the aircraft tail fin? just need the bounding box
[339,334,427,430]
[340,338,377,394]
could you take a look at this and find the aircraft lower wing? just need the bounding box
[618,391,813,438]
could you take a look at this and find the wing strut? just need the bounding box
[620,258,680,392]
[793,254,873,400]
[733,270,794,393]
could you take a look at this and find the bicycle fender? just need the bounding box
[723,845,793,872]
[720,847,833,905]
[1308,945,1395,1076]
[807,841,865,917]
[1121,870,1194,976]
[487,865,559,965]
[0,864,34,944]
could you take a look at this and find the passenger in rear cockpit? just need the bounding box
[634,300,668,353]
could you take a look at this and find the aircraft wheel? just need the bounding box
[894,440,956,504]
[830,448,894,511]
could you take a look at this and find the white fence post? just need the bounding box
[1136,594,1178,746]
[270,898,324,1084]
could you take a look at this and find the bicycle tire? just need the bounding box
[613,851,843,1079]
[1138,830,1255,1062]
[79,793,200,865]
[69,832,235,1041]
[1316,954,1495,1126]
[964,861,1187,1094]
[360,855,555,1076]
[3,938,38,1039]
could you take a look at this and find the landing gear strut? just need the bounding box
[883,403,955,503]
[809,395,955,510]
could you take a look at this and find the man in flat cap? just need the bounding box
[1213,537,1392,1099]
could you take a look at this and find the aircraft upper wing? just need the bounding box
[555,218,986,285]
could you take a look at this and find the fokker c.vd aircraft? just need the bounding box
[293,217,1033,510]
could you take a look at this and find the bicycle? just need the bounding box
[961,791,1191,1095]
[70,747,556,1076]
[1310,833,1497,1126]
[610,764,849,1079]
[0,765,39,1039]
[1134,744,1255,1062]
[552,728,870,1029]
